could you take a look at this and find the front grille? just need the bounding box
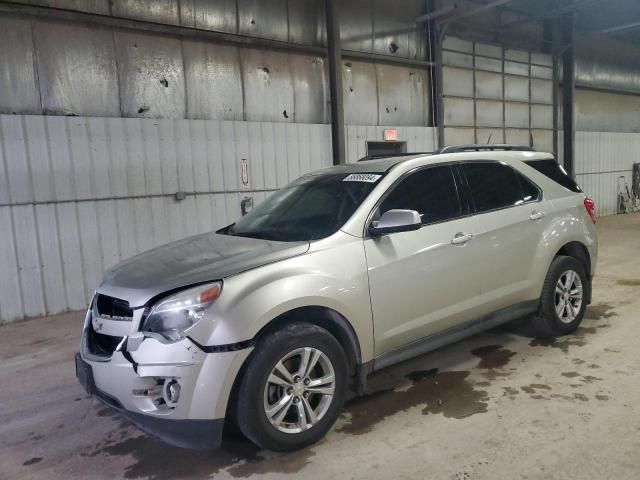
[86,324,124,357]
[95,294,133,319]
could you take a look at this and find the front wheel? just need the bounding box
[236,322,348,452]
[532,255,588,337]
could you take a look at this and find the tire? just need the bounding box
[236,322,348,452]
[532,255,588,337]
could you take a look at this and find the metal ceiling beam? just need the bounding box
[556,19,640,50]
[414,4,458,24]
[440,0,515,24]
[499,0,600,28]
[597,20,640,37]
[0,1,433,69]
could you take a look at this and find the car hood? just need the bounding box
[97,232,309,307]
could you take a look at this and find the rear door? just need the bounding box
[458,161,550,313]
[364,164,484,356]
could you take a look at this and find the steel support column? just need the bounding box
[426,0,446,150]
[546,18,559,158]
[561,6,575,176]
[432,25,446,150]
[325,0,345,165]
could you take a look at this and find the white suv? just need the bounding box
[76,145,597,452]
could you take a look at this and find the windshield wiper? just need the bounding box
[216,223,236,235]
[229,230,290,241]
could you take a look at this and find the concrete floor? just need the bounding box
[1,213,639,480]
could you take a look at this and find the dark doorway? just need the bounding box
[366,141,407,159]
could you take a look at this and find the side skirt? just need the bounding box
[355,300,539,393]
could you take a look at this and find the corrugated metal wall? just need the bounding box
[570,89,640,133]
[0,114,434,322]
[8,0,427,58]
[0,114,328,321]
[575,132,640,217]
[0,10,430,126]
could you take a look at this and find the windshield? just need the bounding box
[221,172,384,242]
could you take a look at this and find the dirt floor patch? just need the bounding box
[338,369,489,435]
[503,386,520,397]
[470,345,516,370]
[616,278,640,287]
[227,446,317,478]
[521,384,552,395]
[580,375,603,384]
[80,404,318,479]
[85,433,265,480]
[529,337,586,353]
[584,303,618,320]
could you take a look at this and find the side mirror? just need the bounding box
[369,209,422,237]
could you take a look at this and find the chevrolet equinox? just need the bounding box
[76,145,598,452]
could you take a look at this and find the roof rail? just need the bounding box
[439,144,533,154]
[357,152,435,162]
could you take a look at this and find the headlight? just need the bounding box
[142,282,222,342]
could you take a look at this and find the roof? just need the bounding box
[314,154,430,174]
[315,145,555,175]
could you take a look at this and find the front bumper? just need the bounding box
[76,354,224,448]
[76,307,253,449]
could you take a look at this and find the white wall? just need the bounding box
[575,131,640,216]
[1,113,635,323]
[0,114,435,322]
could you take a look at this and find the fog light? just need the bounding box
[162,379,181,407]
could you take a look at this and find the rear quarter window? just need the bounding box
[524,159,582,193]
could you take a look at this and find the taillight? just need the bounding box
[584,197,596,224]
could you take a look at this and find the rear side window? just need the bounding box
[380,165,461,224]
[461,162,523,212]
[518,173,542,202]
[524,159,582,193]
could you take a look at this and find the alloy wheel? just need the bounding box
[554,269,583,324]
[263,347,335,434]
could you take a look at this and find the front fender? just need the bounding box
[186,233,375,362]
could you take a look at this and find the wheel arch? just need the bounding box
[225,306,364,422]
[554,241,592,303]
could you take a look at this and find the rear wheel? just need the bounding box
[236,322,348,452]
[532,255,588,337]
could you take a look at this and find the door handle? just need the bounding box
[451,232,473,245]
[529,210,546,221]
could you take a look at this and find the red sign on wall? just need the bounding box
[383,129,398,141]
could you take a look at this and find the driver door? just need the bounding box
[364,165,483,356]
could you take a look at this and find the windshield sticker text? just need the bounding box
[342,173,382,183]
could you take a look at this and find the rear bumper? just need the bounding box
[93,383,224,449]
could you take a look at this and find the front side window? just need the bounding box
[461,162,524,213]
[222,172,383,242]
[379,165,462,225]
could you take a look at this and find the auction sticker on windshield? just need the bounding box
[342,173,382,183]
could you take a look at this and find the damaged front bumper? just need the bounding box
[76,351,225,448]
[76,308,252,449]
